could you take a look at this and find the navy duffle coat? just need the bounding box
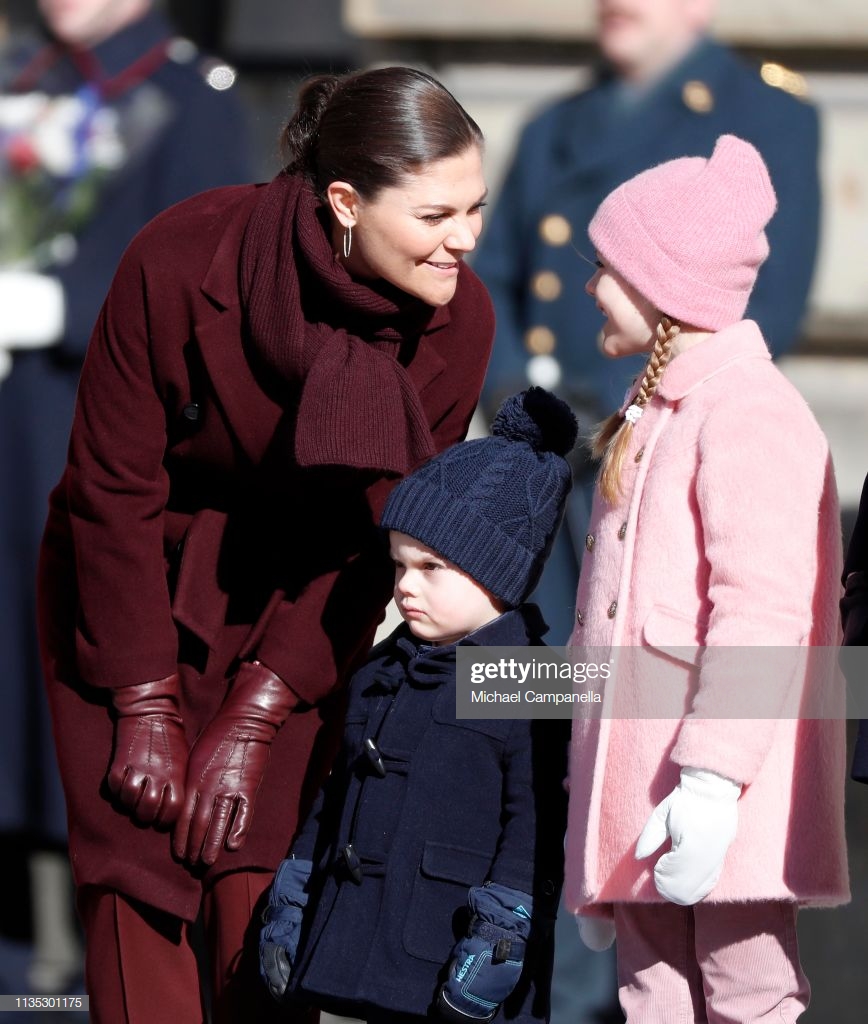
[288,605,569,1022]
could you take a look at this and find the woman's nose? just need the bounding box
[446,216,478,254]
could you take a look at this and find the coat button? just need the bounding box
[524,325,557,355]
[607,600,618,619]
[538,214,572,247]
[182,402,200,423]
[618,522,627,540]
[363,738,386,778]
[575,609,584,627]
[585,533,595,552]
[682,80,714,113]
[634,446,645,462]
[531,270,563,302]
[340,844,363,885]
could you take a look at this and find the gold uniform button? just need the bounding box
[524,326,557,356]
[618,522,627,540]
[761,62,809,98]
[539,214,572,247]
[585,533,595,552]
[634,446,645,462]
[607,600,618,619]
[531,270,563,302]
[682,80,714,113]
[575,609,585,627]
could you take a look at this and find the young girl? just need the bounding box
[563,135,849,1021]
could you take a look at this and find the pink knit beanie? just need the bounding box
[589,135,777,330]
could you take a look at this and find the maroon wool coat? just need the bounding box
[37,184,494,921]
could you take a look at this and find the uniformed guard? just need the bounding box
[0,0,252,995]
[474,0,820,646]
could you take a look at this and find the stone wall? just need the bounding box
[345,0,868,45]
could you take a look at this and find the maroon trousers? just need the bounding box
[77,871,316,1024]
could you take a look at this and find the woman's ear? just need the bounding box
[325,182,359,229]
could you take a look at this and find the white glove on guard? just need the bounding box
[635,766,741,906]
[0,272,65,375]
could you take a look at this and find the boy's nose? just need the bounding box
[396,572,416,597]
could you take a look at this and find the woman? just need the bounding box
[37,66,493,1023]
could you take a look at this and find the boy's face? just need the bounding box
[389,531,505,646]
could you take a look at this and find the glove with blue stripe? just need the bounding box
[259,856,313,1002]
[437,882,533,1023]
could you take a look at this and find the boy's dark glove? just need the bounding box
[259,856,314,1002]
[107,674,188,826]
[437,882,533,1023]
[173,661,298,866]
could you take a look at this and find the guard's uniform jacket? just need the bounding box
[288,605,569,1022]
[472,35,820,642]
[0,9,251,841]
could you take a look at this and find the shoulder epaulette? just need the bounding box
[760,62,809,99]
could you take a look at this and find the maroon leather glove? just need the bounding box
[173,661,297,866]
[107,674,188,826]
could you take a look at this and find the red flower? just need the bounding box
[6,134,40,174]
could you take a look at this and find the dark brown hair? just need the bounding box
[281,66,483,198]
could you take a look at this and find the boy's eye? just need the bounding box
[424,562,442,571]
[595,259,604,269]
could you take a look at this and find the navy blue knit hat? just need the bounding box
[381,387,578,606]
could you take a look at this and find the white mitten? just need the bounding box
[576,914,615,951]
[0,272,65,349]
[635,766,741,906]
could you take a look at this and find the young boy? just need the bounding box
[260,387,578,1024]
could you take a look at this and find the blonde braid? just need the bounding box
[592,317,680,503]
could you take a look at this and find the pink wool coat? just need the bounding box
[563,320,849,911]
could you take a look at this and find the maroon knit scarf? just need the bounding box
[240,172,438,476]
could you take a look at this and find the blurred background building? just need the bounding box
[2,1,867,1020]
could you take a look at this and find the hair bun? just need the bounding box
[492,387,578,457]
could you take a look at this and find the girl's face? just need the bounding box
[332,146,487,308]
[586,257,659,358]
[390,531,505,646]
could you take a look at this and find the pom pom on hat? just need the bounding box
[589,134,777,330]
[381,388,578,607]
[492,386,580,457]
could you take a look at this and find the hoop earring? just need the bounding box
[343,225,352,259]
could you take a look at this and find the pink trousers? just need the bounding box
[613,901,810,1023]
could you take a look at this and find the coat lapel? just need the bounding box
[656,321,771,402]
[194,186,284,465]
[552,37,732,192]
